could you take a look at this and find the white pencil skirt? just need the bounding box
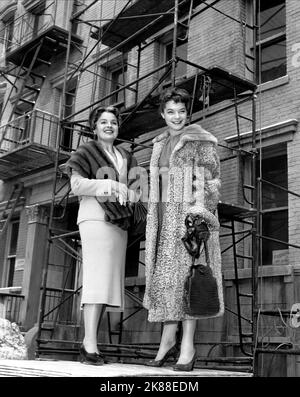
[79,220,128,310]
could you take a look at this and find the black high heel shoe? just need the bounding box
[173,351,197,372]
[146,345,179,367]
[79,344,105,366]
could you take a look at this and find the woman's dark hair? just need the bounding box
[159,87,191,114]
[89,106,121,131]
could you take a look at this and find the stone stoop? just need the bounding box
[0,359,253,377]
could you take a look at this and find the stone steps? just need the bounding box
[0,359,252,377]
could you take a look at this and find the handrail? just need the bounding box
[0,108,59,128]
[0,108,60,152]
[0,292,24,324]
[0,1,56,53]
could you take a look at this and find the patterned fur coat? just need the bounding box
[143,123,224,322]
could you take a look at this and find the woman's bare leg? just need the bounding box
[176,319,197,364]
[154,321,178,360]
[82,303,106,353]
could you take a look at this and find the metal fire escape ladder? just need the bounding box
[228,83,257,358]
[3,39,44,114]
[0,39,48,149]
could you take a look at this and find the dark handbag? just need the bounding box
[182,214,220,317]
[128,201,147,240]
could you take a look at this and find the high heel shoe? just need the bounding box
[173,352,197,372]
[79,344,105,366]
[146,345,179,367]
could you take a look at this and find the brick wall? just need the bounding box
[188,0,245,78]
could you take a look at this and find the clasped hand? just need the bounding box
[111,180,135,206]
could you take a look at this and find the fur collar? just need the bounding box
[152,123,217,154]
[181,124,218,144]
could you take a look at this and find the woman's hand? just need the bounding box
[127,188,140,203]
[111,180,129,206]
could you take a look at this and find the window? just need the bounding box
[257,145,288,265]
[100,54,128,108]
[61,83,76,151]
[165,39,188,81]
[110,64,127,106]
[256,0,286,83]
[71,0,80,35]
[5,219,20,287]
[4,13,14,52]
[159,25,188,84]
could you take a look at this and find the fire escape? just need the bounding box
[0,1,82,234]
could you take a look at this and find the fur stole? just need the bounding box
[66,140,138,230]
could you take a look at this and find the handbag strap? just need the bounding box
[192,240,211,268]
[204,240,211,268]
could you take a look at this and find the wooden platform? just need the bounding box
[218,201,256,223]
[0,143,70,180]
[0,359,252,377]
[6,25,82,67]
[119,66,256,139]
[91,0,206,51]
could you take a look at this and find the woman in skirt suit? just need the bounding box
[67,106,140,365]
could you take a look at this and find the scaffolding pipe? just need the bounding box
[172,0,179,88]
[36,21,74,355]
[62,60,174,121]
[71,0,99,21]
[71,0,188,79]
[197,0,255,29]
[68,0,133,83]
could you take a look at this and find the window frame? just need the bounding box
[257,145,288,266]
[255,0,287,84]
[158,27,188,87]
[4,218,20,288]
[3,13,15,52]
[109,63,128,107]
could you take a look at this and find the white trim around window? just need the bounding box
[225,118,298,150]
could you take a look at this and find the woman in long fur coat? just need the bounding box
[143,88,224,371]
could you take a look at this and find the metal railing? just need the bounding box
[42,286,80,325]
[0,109,60,153]
[0,291,24,324]
[0,1,57,54]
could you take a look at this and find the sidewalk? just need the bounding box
[0,359,252,377]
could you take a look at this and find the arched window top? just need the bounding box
[21,0,46,15]
[0,3,17,23]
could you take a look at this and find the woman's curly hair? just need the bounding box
[89,106,121,131]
